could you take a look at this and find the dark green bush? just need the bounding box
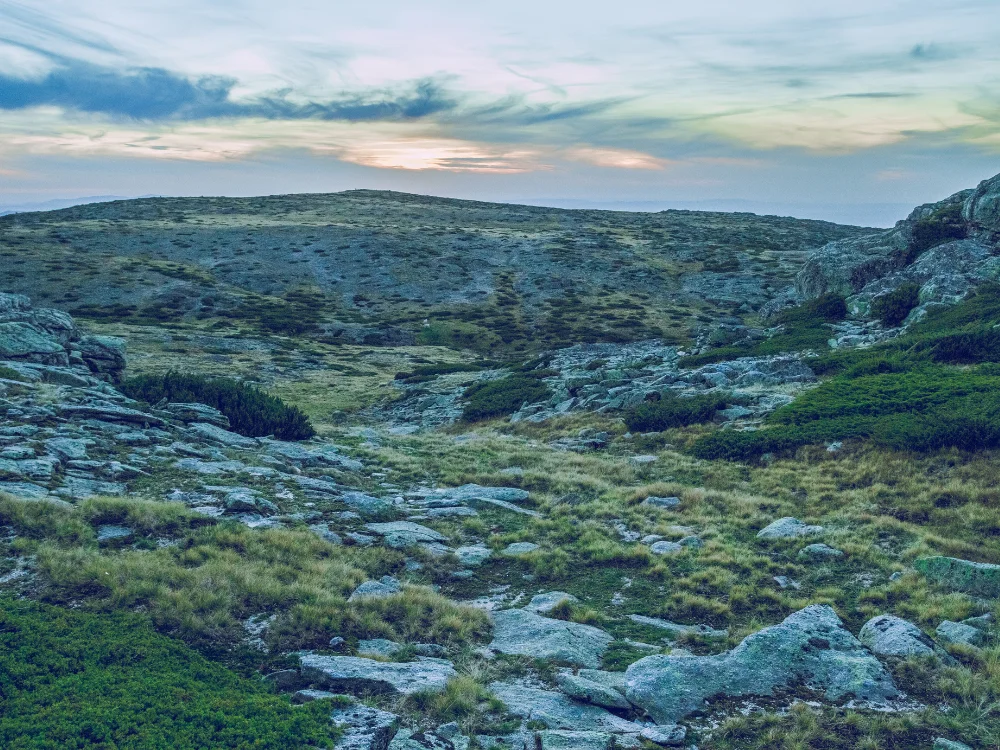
[0,598,339,749]
[394,362,493,384]
[908,202,967,258]
[870,283,921,327]
[462,373,550,421]
[624,393,728,432]
[121,371,315,440]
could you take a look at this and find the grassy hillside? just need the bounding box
[0,191,868,356]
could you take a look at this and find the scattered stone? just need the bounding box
[643,496,680,509]
[489,609,613,668]
[639,725,687,747]
[756,517,824,540]
[489,681,643,737]
[44,437,90,460]
[187,422,257,449]
[933,739,973,750]
[454,544,491,567]
[525,591,579,614]
[365,521,446,549]
[502,542,539,555]
[358,638,404,658]
[224,491,278,515]
[649,541,682,555]
[0,481,50,499]
[165,402,230,427]
[625,605,899,724]
[300,654,456,696]
[329,703,400,750]
[389,729,469,750]
[555,670,630,709]
[935,621,987,648]
[291,689,339,703]
[631,455,658,464]
[349,576,402,601]
[308,524,343,545]
[914,556,1000,598]
[96,525,132,543]
[798,543,844,560]
[535,730,613,749]
[773,576,801,590]
[341,491,394,518]
[858,615,944,659]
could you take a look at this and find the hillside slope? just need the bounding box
[0,191,868,355]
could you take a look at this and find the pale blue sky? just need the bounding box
[0,0,998,224]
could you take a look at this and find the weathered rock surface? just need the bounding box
[915,556,1000,598]
[489,609,613,668]
[555,669,630,709]
[488,681,644,734]
[329,703,400,750]
[757,517,824,540]
[858,615,939,658]
[300,654,456,696]
[349,576,402,601]
[935,620,987,648]
[365,521,446,549]
[625,605,899,724]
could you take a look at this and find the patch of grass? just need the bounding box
[0,597,341,749]
[121,371,315,440]
[462,373,551,422]
[0,366,27,382]
[624,393,729,432]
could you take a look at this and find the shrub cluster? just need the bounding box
[907,202,967,258]
[624,393,728,432]
[462,373,551,421]
[121,371,315,440]
[870,283,921,327]
[0,598,340,749]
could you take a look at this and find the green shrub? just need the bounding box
[870,283,921,327]
[121,371,315,440]
[394,362,492,384]
[908,202,967,258]
[0,366,26,382]
[462,373,550,421]
[624,393,728,432]
[0,598,340,749]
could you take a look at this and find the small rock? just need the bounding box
[639,725,687,746]
[935,620,987,648]
[858,615,940,658]
[96,525,133,543]
[555,670,630,709]
[649,541,682,555]
[933,740,973,750]
[357,638,404,658]
[773,575,801,590]
[329,703,399,749]
[349,576,402,601]
[454,544,491,567]
[526,591,579,614]
[798,543,844,560]
[503,542,539,555]
[631,455,658,464]
[489,609,613,668]
[187,422,257,449]
[291,689,338,703]
[756,517,824,540]
[535,730,613,749]
[643,496,680,509]
[365,521,447,549]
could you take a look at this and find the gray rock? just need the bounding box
[454,544,491,567]
[489,609,613,668]
[388,729,467,750]
[438,484,529,504]
[309,524,344,545]
[349,576,402,601]
[58,403,164,426]
[858,615,941,659]
[555,670,630,709]
[757,517,824,540]
[643,496,681,509]
[933,740,973,750]
[44,437,90,460]
[300,654,456,696]
[55,476,126,499]
[165,402,230,427]
[639,725,686,746]
[341,491,394,518]
[0,322,68,364]
[915,556,1000,598]
[535,731,613,750]
[329,703,399,750]
[773,576,801,590]
[96,525,133,542]
[291,689,339,703]
[502,542,539,555]
[935,621,987,648]
[0,481,50,499]
[187,422,257,449]
[964,170,1000,234]
[649,541,683,555]
[365,521,446,549]
[625,605,899,724]
[76,335,126,382]
[798,543,844,560]
[526,591,579,614]
[488,681,643,734]
[224,491,278,515]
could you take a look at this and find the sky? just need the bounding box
[0,0,999,225]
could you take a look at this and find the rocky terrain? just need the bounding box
[2,174,1000,750]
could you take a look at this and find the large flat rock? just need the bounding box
[489,609,613,668]
[300,654,455,696]
[488,682,643,735]
[625,605,899,724]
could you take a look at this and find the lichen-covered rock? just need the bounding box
[757,517,824,540]
[555,670,630,710]
[365,521,446,548]
[349,576,402,601]
[858,615,937,657]
[488,682,644,734]
[964,171,1000,236]
[0,322,69,365]
[489,609,613,668]
[76,335,126,382]
[534,730,613,749]
[526,591,579,614]
[935,620,987,648]
[624,605,898,724]
[329,703,400,750]
[300,654,456,696]
[914,556,1000,598]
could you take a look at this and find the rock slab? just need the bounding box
[489,609,613,668]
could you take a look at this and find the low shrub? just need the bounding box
[0,598,340,749]
[907,202,967,258]
[462,373,550,421]
[121,371,315,440]
[870,283,921,327]
[624,393,728,432]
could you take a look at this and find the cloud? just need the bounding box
[0,58,458,122]
[562,146,669,170]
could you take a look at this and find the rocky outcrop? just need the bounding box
[624,605,899,724]
[299,654,456,696]
[963,171,1000,239]
[489,609,613,668]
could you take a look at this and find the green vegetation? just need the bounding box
[870,282,920,327]
[462,373,551,422]
[691,285,1000,460]
[0,365,26,382]
[680,294,847,367]
[907,201,967,259]
[121,371,315,440]
[624,393,728,432]
[0,598,341,749]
